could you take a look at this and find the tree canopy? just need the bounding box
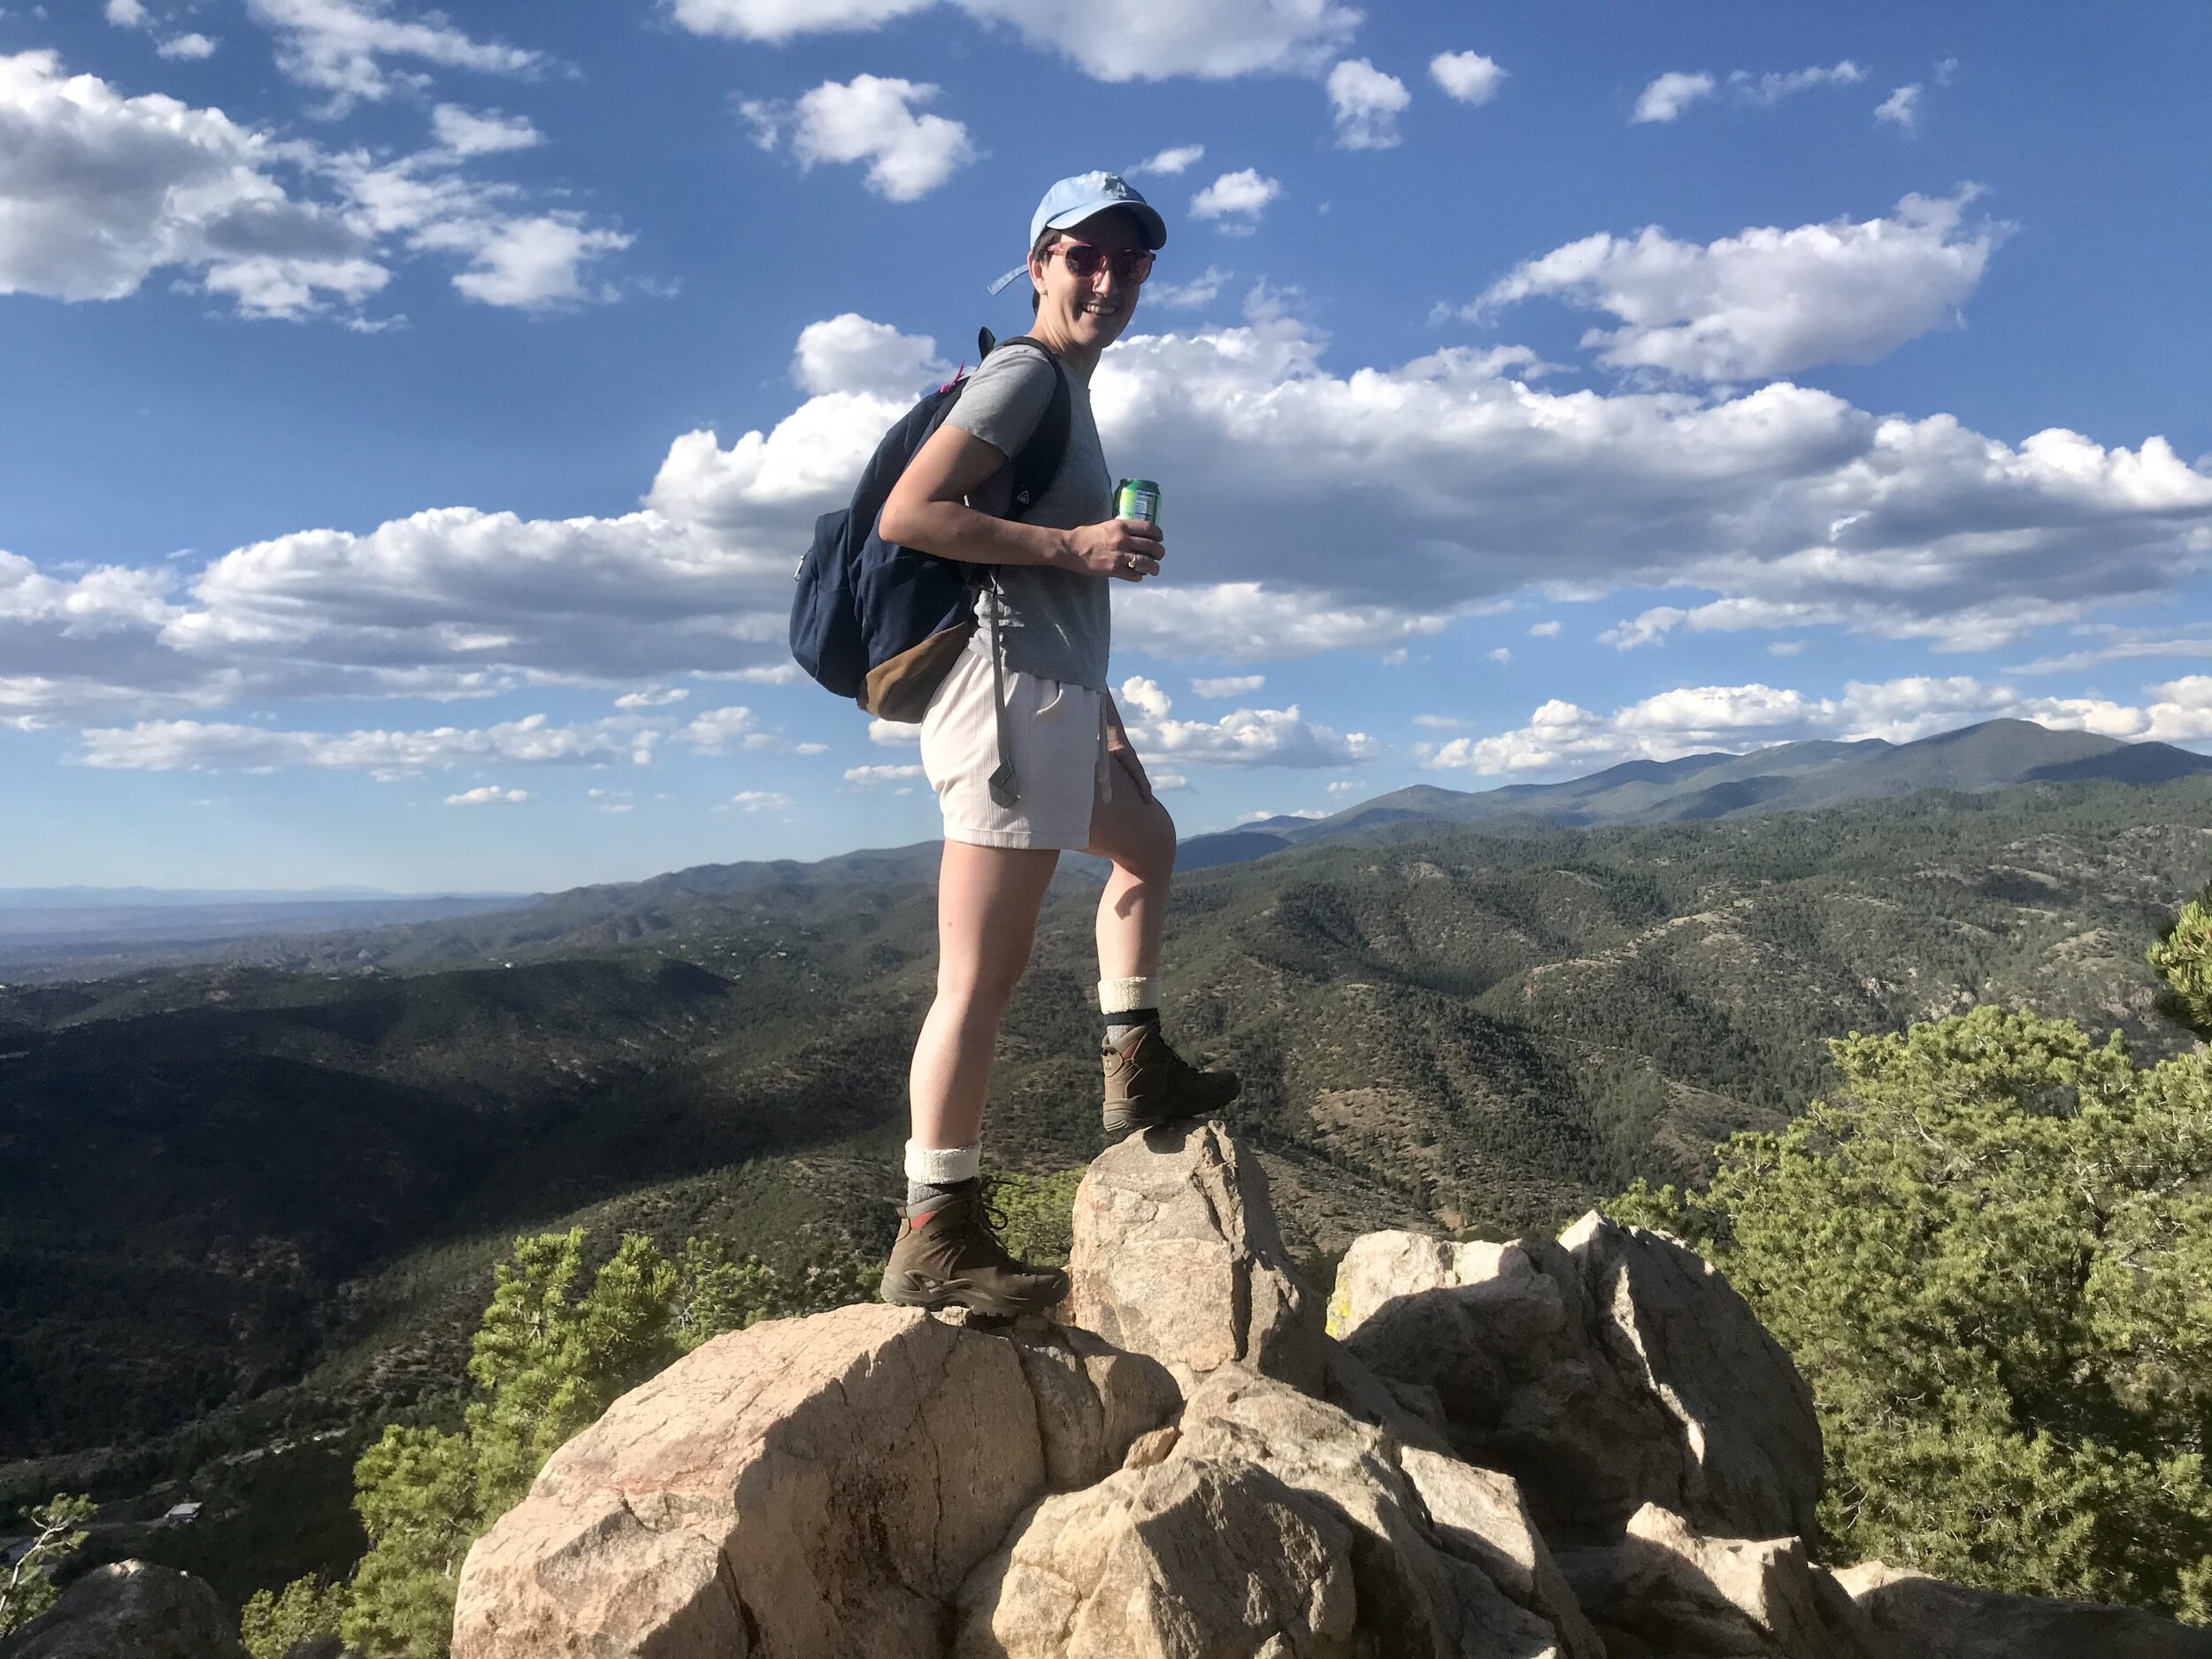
[337,1227,872,1657]
[1616,1002,2212,1619]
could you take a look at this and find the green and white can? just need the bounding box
[1115,478,1161,525]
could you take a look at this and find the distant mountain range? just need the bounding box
[1175,719,2212,870]
[4,720,2205,978]
[0,893,523,949]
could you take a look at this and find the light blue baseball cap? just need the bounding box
[987,171,1167,295]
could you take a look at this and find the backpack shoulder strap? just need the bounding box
[988,334,1071,521]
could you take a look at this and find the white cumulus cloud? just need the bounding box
[245,0,541,111]
[446,784,528,804]
[1193,674,1265,698]
[792,313,950,397]
[1327,58,1409,150]
[744,75,974,202]
[1876,84,1923,130]
[0,52,626,321]
[1632,71,1714,123]
[1189,169,1282,234]
[1475,188,2003,380]
[1423,674,2212,777]
[672,0,1357,82]
[844,762,923,786]
[80,713,653,774]
[443,215,632,309]
[157,34,219,60]
[431,104,541,157]
[13,309,2212,735]
[0,51,383,316]
[1118,675,1174,720]
[681,706,772,754]
[1730,60,1863,106]
[1429,50,1504,105]
[1140,703,1377,768]
[1129,143,1204,176]
[1118,581,1450,664]
[1147,265,1233,309]
[1118,677,1376,768]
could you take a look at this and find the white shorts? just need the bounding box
[919,638,1110,850]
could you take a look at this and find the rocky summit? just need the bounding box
[442,1120,2212,1659]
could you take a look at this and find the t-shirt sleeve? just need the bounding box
[944,345,1056,462]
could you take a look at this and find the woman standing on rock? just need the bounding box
[874,173,1239,1316]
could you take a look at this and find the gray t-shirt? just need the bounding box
[947,342,1114,691]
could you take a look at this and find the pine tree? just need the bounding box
[0,1493,95,1636]
[334,1227,818,1657]
[463,1231,680,1518]
[2149,883,2212,1040]
[240,1576,349,1659]
[1615,1002,2212,1618]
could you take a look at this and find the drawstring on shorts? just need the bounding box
[985,579,1021,809]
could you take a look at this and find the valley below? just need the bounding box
[4,766,2210,1609]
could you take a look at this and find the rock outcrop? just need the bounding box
[1330,1212,1820,1544]
[452,1308,1176,1658]
[1835,1561,2212,1658]
[1555,1503,1887,1659]
[0,1560,248,1659]
[1064,1121,1325,1394]
[452,1118,2212,1659]
[954,1454,1362,1658]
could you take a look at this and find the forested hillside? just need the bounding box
[4,777,2208,1602]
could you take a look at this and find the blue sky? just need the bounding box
[4,0,2210,892]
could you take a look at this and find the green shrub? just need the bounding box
[2149,884,2212,1041]
[1615,1003,2212,1618]
[0,1493,95,1636]
[332,1226,868,1657]
[240,1575,348,1659]
[982,1165,1087,1265]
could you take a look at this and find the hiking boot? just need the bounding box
[879,1187,1069,1317]
[1102,1025,1241,1138]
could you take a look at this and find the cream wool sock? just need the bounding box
[903,1139,981,1217]
[1100,974,1161,1049]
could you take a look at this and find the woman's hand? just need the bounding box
[1064,518,1164,581]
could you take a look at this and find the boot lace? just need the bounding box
[952,1189,1019,1256]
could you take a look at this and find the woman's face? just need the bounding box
[1030,209,1148,352]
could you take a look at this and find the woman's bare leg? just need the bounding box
[908,839,1061,1149]
[1084,757,1239,1132]
[1086,772,1176,980]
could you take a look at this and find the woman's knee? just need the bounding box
[1125,802,1176,882]
[936,942,1033,1015]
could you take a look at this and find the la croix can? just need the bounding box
[1116,478,1161,525]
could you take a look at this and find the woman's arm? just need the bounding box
[878,421,1164,580]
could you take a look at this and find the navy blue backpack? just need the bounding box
[790,329,1070,723]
